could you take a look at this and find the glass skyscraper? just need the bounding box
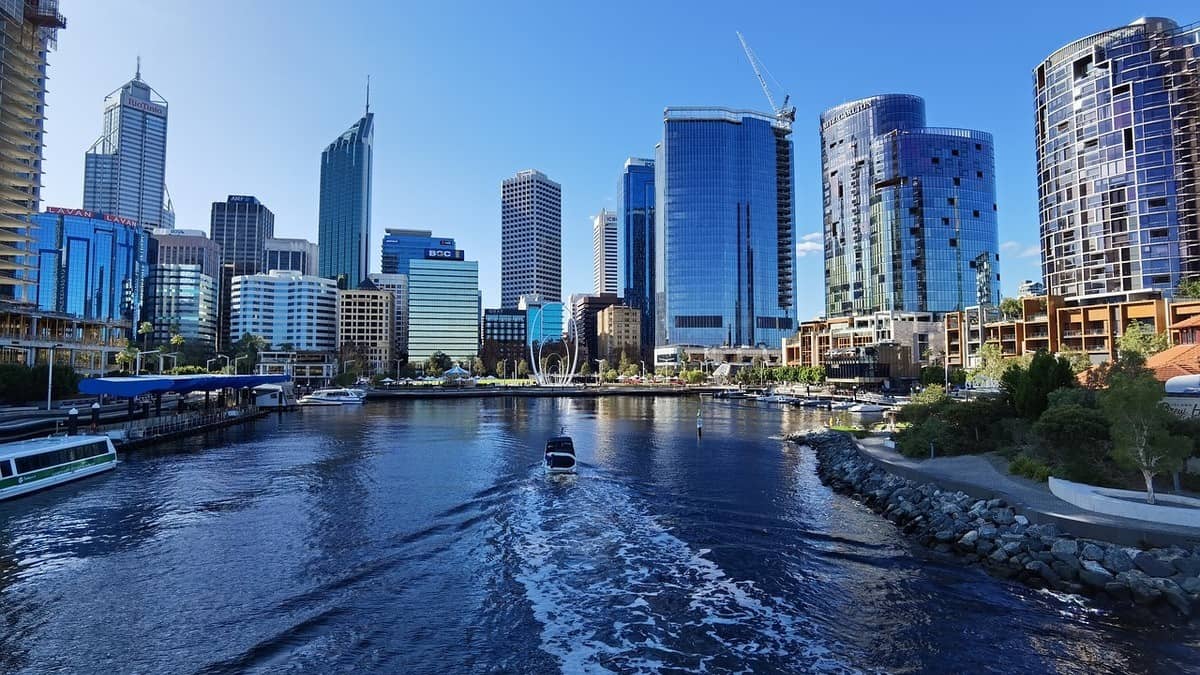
[621,157,655,359]
[656,108,796,348]
[318,111,373,289]
[23,209,147,325]
[210,195,275,349]
[592,209,618,295]
[380,228,456,275]
[501,169,562,307]
[145,228,220,346]
[83,67,173,230]
[264,237,318,276]
[1035,17,1200,302]
[0,1,64,297]
[821,94,1001,317]
[407,255,480,365]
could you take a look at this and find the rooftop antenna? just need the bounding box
[365,74,370,115]
[135,55,141,81]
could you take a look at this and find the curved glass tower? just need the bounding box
[656,108,796,348]
[318,112,374,289]
[1034,17,1200,302]
[821,94,1000,316]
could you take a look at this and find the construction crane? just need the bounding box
[736,31,795,127]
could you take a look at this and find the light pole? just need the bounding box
[162,353,179,372]
[640,361,646,381]
[46,343,63,411]
[135,349,160,376]
[206,357,218,371]
[234,354,249,374]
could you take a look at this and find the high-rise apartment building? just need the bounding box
[407,253,479,364]
[820,94,1001,317]
[380,228,456,275]
[264,237,318,276]
[318,110,373,289]
[570,293,621,365]
[592,209,618,295]
[367,272,408,358]
[0,1,64,296]
[83,64,172,230]
[657,108,796,348]
[22,208,147,325]
[229,270,337,351]
[482,307,528,371]
[1035,17,1200,303]
[145,228,220,346]
[501,169,561,307]
[211,195,275,348]
[597,305,641,365]
[621,157,656,360]
[338,281,393,375]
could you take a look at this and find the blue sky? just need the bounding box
[40,1,1197,319]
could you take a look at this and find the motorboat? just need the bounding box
[847,403,887,414]
[829,401,856,411]
[544,436,577,475]
[714,390,747,400]
[298,388,366,406]
[0,435,117,501]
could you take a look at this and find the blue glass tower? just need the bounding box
[380,228,456,275]
[318,111,373,289]
[621,157,655,359]
[656,108,796,348]
[1035,17,1200,302]
[821,94,1001,316]
[23,209,148,324]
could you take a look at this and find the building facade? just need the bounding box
[380,228,456,275]
[570,293,621,366]
[83,67,172,230]
[621,157,656,361]
[657,107,796,348]
[318,111,373,289]
[482,307,527,374]
[1035,17,1200,304]
[407,255,479,364]
[501,169,561,307]
[338,282,393,375]
[366,272,408,358]
[264,237,318,276]
[21,208,147,325]
[145,228,220,346]
[820,94,1001,317]
[783,311,945,373]
[1017,279,1046,297]
[229,270,337,351]
[519,294,563,346]
[211,195,274,349]
[592,209,618,295]
[597,305,641,365]
[0,1,64,297]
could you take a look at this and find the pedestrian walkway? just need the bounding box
[853,434,1200,548]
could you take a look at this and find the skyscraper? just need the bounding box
[0,1,65,296]
[145,229,220,346]
[83,63,172,230]
[657,108,796,348]
[592,209,618,295]
[318,109,373,289]
[621,157,655,359]
[1035,17,1200,302]
[380,228,456,275]
[230,270,338,351]
[820,94,1001,317]
[501,169,561,307]
[264,237,318,276]
[211,195,275,347]
[408,253,480,365]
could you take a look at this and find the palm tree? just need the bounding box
[115,344,137,373]
[138,321,154,350]
[170,333,185,349]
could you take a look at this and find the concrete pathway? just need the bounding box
[852,434,1200,548]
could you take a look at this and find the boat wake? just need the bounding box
[497,469,855,673]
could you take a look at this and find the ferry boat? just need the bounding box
[544,436,577,475]
[298,388,366,406]
[0,435,117,501]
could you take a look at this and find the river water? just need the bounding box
[0,397,1197,673]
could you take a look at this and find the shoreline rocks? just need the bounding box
[792,430,1200,621]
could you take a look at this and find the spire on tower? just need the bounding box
[136,55,141,81]
[365,74,370,115]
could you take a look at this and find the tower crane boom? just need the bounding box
[736,31,795,126]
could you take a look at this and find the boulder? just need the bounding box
[976,540,995,555]
[1013,515,1030,527]
[1002,541,1023,555]
[1080,543,1105,562]
[1181,577,1200,595]
[935,530,956,543]
[1172,556,1200,577]
[1134,552,1175,578]
[989,548,1009,564]
[992,508,1016,525]
[1103,582,1132,602]
[1079,560,1115,589]
[979,525,999,540]
[1051,538,1079,563]
[1025,560,1059,585]
[1052,559,1080,581]
[959,530,979,547]
[1102,548,1134,574]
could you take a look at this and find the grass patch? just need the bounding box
[1009,453,1052,482]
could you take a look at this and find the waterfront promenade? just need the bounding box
[852,433,1200,548]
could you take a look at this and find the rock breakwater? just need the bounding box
[794,430,1200,620]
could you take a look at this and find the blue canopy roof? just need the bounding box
[78,374,290,398]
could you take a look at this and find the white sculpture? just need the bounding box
[528,305,580,386]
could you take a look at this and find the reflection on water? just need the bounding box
[0,396,1197,673]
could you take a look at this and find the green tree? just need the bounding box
[516,359,530,378]
[1033,403,1110,482]
[115,344,138,373]
[1117,320,1168,358]
[969,343,1008,385]
[999,297,1022,320]
[578,361,592,377]
[1099,371,1193,504]
[138,321,154,350]
[602,368,618,383]
[231,333,268,373]
[948,368,967,386]
[1000,350,1075,420]
[169,333,185,349]
[682,370,705,385]
[1178,276,1200,299]
[912,384,949,406]
[424,351,453,376]
[471,356,486,376]
[1057,348,1093,375]
[920,365,946,386]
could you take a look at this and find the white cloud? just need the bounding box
[797,232,822,257]
[1000,240,1021,252]
[1002,240,1041,258]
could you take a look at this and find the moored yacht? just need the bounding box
[0,435,117,501]
[298,388,366,406]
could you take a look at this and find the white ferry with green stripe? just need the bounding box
[0,435,117,501]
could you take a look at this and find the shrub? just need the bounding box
[1009,453,1053,482]
[1033,403,1110,483]
[1001,350,1076,419]
[896,416,963,458]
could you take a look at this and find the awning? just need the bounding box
[78,374,291,398]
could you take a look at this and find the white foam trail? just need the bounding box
[503,474,855,673]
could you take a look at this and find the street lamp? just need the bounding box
[46,343,63,411]
[162,352,179,372]
[234,354,249,374]
[135,349,160,376]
